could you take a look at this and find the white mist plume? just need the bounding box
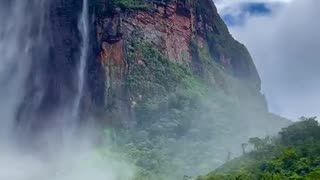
[0,131,135,180]
[0,0,37,141]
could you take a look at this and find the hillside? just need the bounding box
[198,118,320,180]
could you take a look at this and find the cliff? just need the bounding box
[90,0,264,126]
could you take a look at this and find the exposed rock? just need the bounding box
[91,0,263,125]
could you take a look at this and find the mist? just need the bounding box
[0,131,134,180]
[220,0,320,119]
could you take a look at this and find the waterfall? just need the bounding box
[0,0,91,139]
[0,1,133,179]
[72,0,89,119]
[0,0,47,142]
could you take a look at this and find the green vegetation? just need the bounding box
[194,0,261,90]
[199,117,320,180]
[99,41,289,179]
[126,42,206,130]
[113,0,148,10]
[109,0,175,11]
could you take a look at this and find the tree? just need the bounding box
[241,143,248,155]
[249,137,264,150]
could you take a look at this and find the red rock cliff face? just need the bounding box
[93,0,262,126]
[97,1,196,63]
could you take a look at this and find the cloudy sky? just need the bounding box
[214,0,320,120]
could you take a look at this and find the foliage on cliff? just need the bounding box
[194,0,261,90]
[127,42,206,131]
[92,0,266,124]
[96,40,290,179]
[198,118,320,180]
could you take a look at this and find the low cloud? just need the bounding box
[213,0,292,10]
[216,0,320,120]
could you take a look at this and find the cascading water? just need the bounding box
[73,0,89,119]
[0,0,48,143]
[0,0,90,136]
[0,0,92,142]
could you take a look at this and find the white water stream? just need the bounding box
[73,0,89,119]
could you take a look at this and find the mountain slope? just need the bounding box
[198,118,320,180]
